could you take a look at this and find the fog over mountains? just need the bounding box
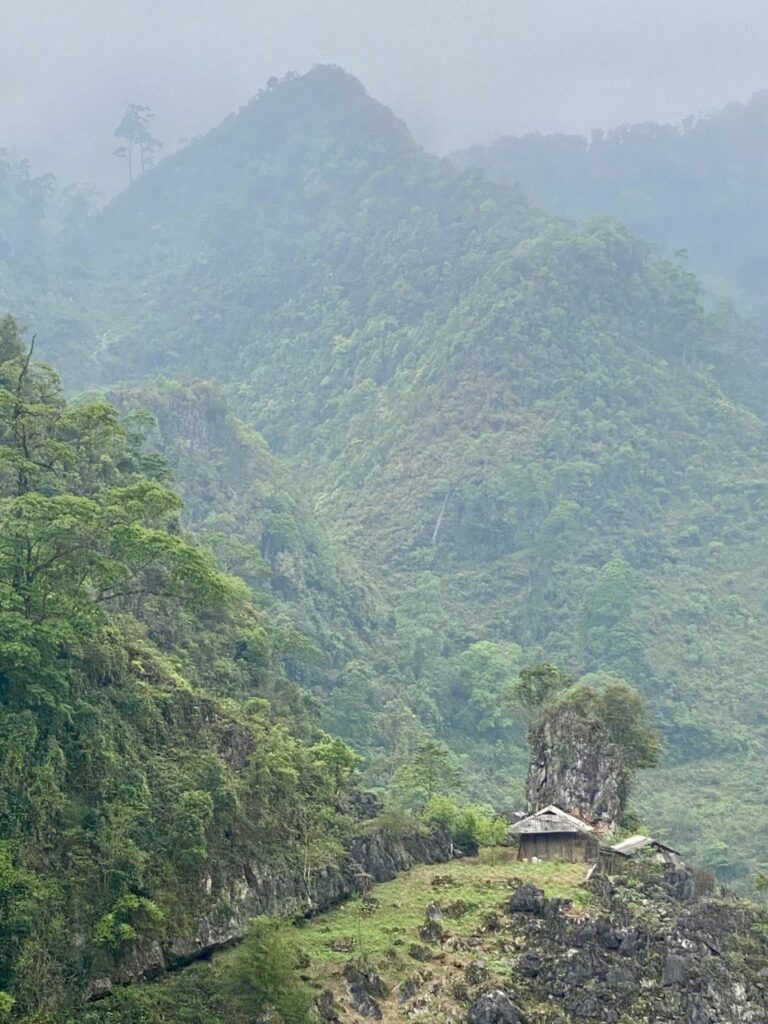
[3,0,767,192]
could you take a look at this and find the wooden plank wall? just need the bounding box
[519,834,597,863]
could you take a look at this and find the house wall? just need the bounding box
[518,833,598,863]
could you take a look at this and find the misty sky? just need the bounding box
[3,0,767,195]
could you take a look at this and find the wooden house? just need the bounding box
[507,805,599,863]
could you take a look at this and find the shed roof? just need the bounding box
[611,834,681,856]
[508,805,595,836]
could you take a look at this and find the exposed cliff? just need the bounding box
[526,700,628,832]
[91,825,454,998]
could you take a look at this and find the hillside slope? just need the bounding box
[62,856,768,1024]
[29,67,768,882]
[454,91,768,317]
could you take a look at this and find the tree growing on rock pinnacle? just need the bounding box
[523,675,660,832]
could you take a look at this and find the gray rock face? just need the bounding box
[344,962,388,1019]
[467,990,524,1024]
[508,867,768,1023]
[507,884,546,915]
[84,977,112,1002]
[108,825,452,988]
[315,989,340,1022]
[526,701,627,831]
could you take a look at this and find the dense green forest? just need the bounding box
[0,316,367,1015]
[454,91,768,316]
[2,65,768,908]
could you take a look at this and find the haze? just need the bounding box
[3,0,767,195]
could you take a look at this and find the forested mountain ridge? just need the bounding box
[46,66,546,399]
[454,91,768,317]
[7,66,768,882]
[0,317,394,1015]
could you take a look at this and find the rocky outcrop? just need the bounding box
[98,826,452,994]
[501,869,768,1023]
[526,701,627,832]
[467,991,524,1024]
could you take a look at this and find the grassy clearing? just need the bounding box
[294,849,592,1003]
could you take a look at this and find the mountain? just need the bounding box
[454,91,768,317]
[15,66,768,883]
[0,332,377,1015]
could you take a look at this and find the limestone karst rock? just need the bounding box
[526,700,627,832]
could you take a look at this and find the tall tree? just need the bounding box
[113,104,162,184]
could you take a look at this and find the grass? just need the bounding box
[62,851,594,1024]
[293,849,593,1014]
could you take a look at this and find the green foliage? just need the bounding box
[424,795,507,854]
[391,739,461,811]
[516,664,571,716]
[220,917,313,1024]
[554,679,662,775]
[455,92,768,315]
[5,67,768,891]
[0,328,359,1014]
[94,895,164,950]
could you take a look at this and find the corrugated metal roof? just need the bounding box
[508,804,595,836]
[612,834,652,854]
[611,834,681,856]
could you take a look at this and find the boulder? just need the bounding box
[397,974,422,1002]
[408,943,432,962]
[507,884,546,915]
[344,961,387,1019]
[465,960,489,986]
[85,977,112,1002]
[466,990,524,1024]
[315,990,340,1022]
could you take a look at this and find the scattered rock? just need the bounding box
[85,977,112,1002]
[316,989,340,1022]
[507,883,546,915]
[466,990,524,1024]
[443,899,475,919]
[431,874,458,889]
[343,961,388,1020]
[419,918,445,943]
[343,962,389,999]
[481,910,502,932]
[465,960,489,986]
[329,936,356,952]
[425,901,444,921]
[516,950,543,978]
[397,974,422,1002]
[254,1009,282,1024]
[408,943,432,962]
[452,981,470,1003]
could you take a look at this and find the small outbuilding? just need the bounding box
[610,835,683,866]
[507,805,599,863]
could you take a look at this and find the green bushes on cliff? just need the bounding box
[0,325,358,1016]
